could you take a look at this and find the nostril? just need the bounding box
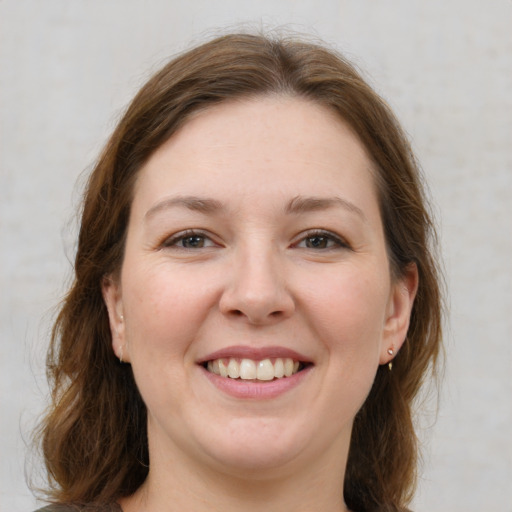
[230,309,284,319]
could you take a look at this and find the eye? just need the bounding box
[294,230,349,250]
[162,230,217,249]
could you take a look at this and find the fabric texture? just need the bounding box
[34,504,122,512]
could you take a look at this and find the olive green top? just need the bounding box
[35,504,122,512]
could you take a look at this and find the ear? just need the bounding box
[380,263,419,365]
[101,275,130,362]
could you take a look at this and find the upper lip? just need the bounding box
[197,345,312,364]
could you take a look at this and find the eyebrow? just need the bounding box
[145,196,224,220]
[145,194,366,221]
[285,195,367,221]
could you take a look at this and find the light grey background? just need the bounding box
[1,1,511,511]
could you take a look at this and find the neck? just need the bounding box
[120,430,351,512]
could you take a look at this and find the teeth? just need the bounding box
[256,359,274,381]
[206,357,302,381]
[219,359,228,378]
[284,358,294,377]
[227,359,240,379]
[274,358,284,378]
[240,359,256,379]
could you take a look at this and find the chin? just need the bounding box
[205,446,303,479]
[193,417,317,476]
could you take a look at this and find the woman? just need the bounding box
[35,33,443,512]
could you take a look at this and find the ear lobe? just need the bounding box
[101,275,128,362]
[380,263,419,365]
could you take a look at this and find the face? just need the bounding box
[103,96,417,480]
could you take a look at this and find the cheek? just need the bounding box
[121,263,216,362]
[120,266,210,414]
[294,268,390,435]
[301,265,389,353]
[121,256,235,389]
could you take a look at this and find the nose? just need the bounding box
[219,245,295,325]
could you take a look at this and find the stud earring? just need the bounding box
[387,348,394,371]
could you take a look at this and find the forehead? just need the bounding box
[131,96,379,218]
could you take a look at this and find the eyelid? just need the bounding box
[292,229,351,250]
[160,229,219,249]
[158,228,350,250]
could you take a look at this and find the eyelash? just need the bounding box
[294,230,351,250]
[160,229,350,251]
[161,230,217,250]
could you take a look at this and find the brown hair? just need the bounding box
[37,33,443,512]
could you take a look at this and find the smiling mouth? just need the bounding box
[204,357,308,381]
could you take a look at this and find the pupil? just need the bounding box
[307,236,327,248]
[183,236,204,248]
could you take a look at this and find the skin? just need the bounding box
[103,96,418,512]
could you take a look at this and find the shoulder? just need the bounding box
[34,507,79,512]
[34,505,122,512]
[34,507,81,512]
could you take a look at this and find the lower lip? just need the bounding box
[200,365,312,399]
